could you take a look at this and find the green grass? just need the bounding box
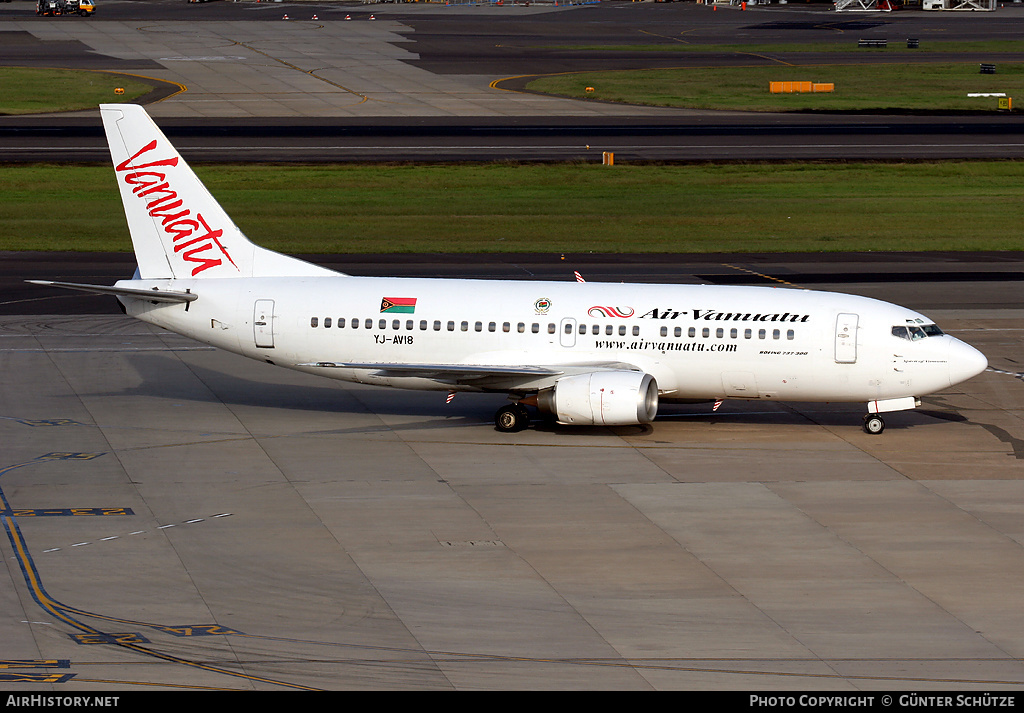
[526,63,1024,112]
[2,162,1023,253]
[0,68,153,115]
[547,40,1024,54]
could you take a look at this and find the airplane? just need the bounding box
[30,104,989,435]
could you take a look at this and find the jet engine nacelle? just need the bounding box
[538,371,659,426]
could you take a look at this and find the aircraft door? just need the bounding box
[835,313,858,364]
[254,299,275,348]
[560,318,577,348]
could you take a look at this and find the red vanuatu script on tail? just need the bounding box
[115,139,239,277]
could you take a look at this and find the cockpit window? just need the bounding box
[892,323,944,341]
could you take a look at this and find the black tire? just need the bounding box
[863,415,885,435]
[495,404,528,433]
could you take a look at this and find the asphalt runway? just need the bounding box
[4,113,1024,162]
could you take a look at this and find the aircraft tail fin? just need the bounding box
[100,104,339,280]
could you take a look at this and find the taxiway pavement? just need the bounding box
[2,1,1024,160]
[1,257,1023,690]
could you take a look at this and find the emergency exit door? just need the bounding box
[560,318,577,348]
[254,299,275,348]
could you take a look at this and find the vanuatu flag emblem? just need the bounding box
[380,297,417,314]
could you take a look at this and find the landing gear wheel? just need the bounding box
[863,415,885,435]
[495,404,529,433]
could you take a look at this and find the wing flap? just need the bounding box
[297,362,563,380]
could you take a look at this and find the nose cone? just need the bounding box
[948,338,988,387]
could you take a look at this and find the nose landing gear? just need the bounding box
[863,414,885,435]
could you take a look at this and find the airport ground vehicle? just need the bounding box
[36,0,95,16]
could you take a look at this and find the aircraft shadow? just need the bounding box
[86,354,976,437]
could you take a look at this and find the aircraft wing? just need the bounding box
[297,360,645,387]
[299,361,562,380]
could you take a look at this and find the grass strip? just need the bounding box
[525,63,1024,112]
[546,40,1024,54]
[1,161,1022,254]
[0,68,153,115]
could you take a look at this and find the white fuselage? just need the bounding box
[117,276,987,407]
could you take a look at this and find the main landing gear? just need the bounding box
[863,414,885,435]
[495,403,530,433]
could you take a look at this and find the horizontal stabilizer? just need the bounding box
[26,280,198,303]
